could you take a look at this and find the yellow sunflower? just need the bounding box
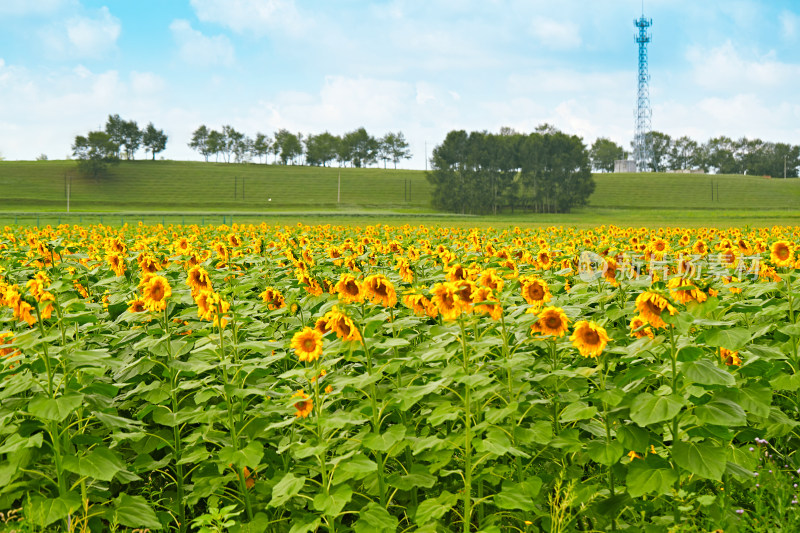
[142,275,172,312]
[770,240,794,267]
[634,291,676,329]
[570,320,610,358]
[667,276,707,305]
[363,274,397,307]
[431,282,464,321]
[472,286,502,321]
[531,306,570,337]
[335,273,364,303]
[291,327,323,362]
[324,307,362,342]
[720,347,742,366]
[292,390,313,418]
[629,315,654,339]
[127,298,146,313]
[519,276,551,308]
[259,287,285,310]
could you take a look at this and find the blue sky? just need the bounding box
[0,0,799,168]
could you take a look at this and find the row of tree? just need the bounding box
[428,126,594,215]
[72,115,168,177]
[590,133,800,177]
[188,126,412,168]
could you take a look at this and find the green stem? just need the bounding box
[459,318,473,533]
[164,309,186,533]
[360,335,387,508]
[667,326,680,525]
[217,312,253,523]
[601,354,616,531]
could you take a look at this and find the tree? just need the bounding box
[274,129,303,165]
[120,120,142,160]
[518,130,594,213]
[428,128,593,214]
[189,125,212,162]
[380,132,412,169]
[305,132,340,167]
[252,133,271,163]
[342,128,378,168]
[703,136,737,174]
[207,130,224,163]
[589,138,624,172]
[226,129,250,163]
[641,131,672,172]
[220,125,238,163]
[142,123,168,160]
[72,131,119,178]
[668,136,698,170]
[105,114,125,158]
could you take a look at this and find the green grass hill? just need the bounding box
[1,160,799,214]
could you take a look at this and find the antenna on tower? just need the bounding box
[633,7,652,172]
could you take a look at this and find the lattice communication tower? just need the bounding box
[633,13,652,172]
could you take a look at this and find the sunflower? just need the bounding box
[291,327,323,362]
[634,291,677,328]
[142,275,172,312]
[478,269,504,292]
[446,263,468,283]
[720,347,742,366]
[324,307,361,342]
[770,240,794,267]
[629,315,654,339]
[667,276,707,305]
[603,257,619,286]
[363,274,397,307]
[402,289,437,318]
[186,265,213,295]
[292,390,313,418]
[0,331,19,359]
[531,306,570,337]
[258,287,285,310]
[570,320,610,358]
[127,298,146,313]
[519,276,551,308]
[537,249,552,269]
[472,286,502,321]
[692,239,708,256]
[107,253,126,277]
[396,257,414,283]
[431,282,464,321]
[335,273,364,303]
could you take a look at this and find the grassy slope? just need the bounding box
[591,172,800,209]
[1,161,800,228]
[0,160,432,211]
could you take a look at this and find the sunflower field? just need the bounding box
[1,222,800,532]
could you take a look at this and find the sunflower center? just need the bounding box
[150,285,164,300]
[583,330,600,345]
[545,316,561,329]
[302,338,315,351]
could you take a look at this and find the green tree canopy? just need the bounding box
[72,131,119,178]
[590,138,625,172]
[142,123,168,160]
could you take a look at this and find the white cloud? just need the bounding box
[38,6,121,59]
[130,71,165,95]
[65,7,121,58]
[529,17,581,50]
[0,0,68,16]
[0,62,171,160]
[686,40,800,92]
[189,0,306,35]
[780,10,800,40]
[170,19,235,67]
